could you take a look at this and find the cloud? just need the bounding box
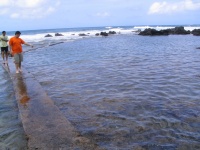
[15,0,46,8]
[148,0,200,14]
[10,13,20,18]
[0,0,60,19]
[0,0,11,7]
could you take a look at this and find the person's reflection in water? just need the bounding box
[16,75,30,107]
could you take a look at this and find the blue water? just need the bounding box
[5,26,131,36]
[0,68,27,149]
[1,26,200,149]
[23,34,200,149]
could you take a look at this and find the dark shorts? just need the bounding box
[1,46,8,53]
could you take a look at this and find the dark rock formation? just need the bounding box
[192,29,200,36]
[55,33,64,36]
[108,31,116,34]
[95,33,100,36]
[139,26,191,36]
[167,26,190,35]
[79,33,88,36]
[139,28,169,36]
[44,34,53,37]
[100,32,108,36]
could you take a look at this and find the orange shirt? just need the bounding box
[9,37,25,55]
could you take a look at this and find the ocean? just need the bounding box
[1,25,200,149]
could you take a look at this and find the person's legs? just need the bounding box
[15,63,20,73]
[14,54,20,73]
[18,53,23,72]
[5,47,8,63]
[1,49,5,63]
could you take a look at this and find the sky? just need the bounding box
[0,0,200,31]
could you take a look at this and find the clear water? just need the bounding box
[23,34,200,149]
[0,68,27,149]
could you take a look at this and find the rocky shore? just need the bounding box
[138,26,200,36]
[43,26,200,38]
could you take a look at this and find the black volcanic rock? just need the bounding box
[192,29,200,36]
[139,26,191,36]
[100,32,108,36]
[95,33,100,36]
[108,31,117,34]
[44,34,53,37]
[55,33,64,36]
[79,33,88,36]
[167,26,190,35]
[139,28,169,36]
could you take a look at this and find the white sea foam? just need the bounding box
[8,29,136,43]
[7,26,200,44]
[133,26,200,31]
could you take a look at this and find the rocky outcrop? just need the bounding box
[168,26,190,35]
[79,33,88,36]
[100,32,108,36]
[55,33,64,36]
[139,28,169,36]
[95,33,100,36]
[192,29,200,36]
[108,31,116,34]
[44,34,53,37]
[139,26,191,36]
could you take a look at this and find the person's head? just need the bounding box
[2,31,6,36]
[15,31,21,38]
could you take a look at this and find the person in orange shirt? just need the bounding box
[9,31,33,73]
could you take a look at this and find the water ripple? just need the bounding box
[25,35,200,149]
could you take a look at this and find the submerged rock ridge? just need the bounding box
[139,26,191,36]
[1,62,103,150]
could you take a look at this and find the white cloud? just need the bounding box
[10,13,20,18]
[14,0,46,8]
[0,0,11,6]
[0,0,60,19]
[95,12,110,17]
[148,0,200,14]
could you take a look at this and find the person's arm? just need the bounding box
[1,38,8,42]
[0,36,8,42]
[24,42,33,48]
[9,40,13,55]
